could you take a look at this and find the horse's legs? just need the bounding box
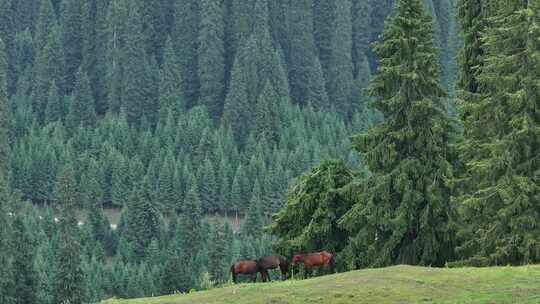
[265,270,271,282]
[251,273,257,283]
[303,266,310,279]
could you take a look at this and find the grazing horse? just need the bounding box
[291,251,335,279]
[231,260,260,283]
[257,255,290,282]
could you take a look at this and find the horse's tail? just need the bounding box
[230,265,237,283]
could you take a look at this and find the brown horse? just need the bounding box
[291,251,335,279]
[231,260,260,283]
[257,255,290,282]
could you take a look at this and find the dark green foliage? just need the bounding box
[67,69,97,129]
[207,219,233,284]
[53,167,84,304]
[174,0,200,107]
[0,36,10,171]
[242,178,264,239]
[287,0,317,105]
[254,81,281,144]
[0,173,15,304]
[327,0,354,118]
[271,160,354,256]
[313,0,336,74]
[62,0,84,93]
[12,215,37,304]
[0,0,472,300]
[340,0,456,268]
[159,38,185,120]
[122,176,161,262]
[199,0,225,122]
[45,81,63,124]
[123,2,158,127]
[456,0,540,265]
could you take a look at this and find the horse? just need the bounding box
[230,260,260,283]
[291,251,335,279]
[257,255,290,282]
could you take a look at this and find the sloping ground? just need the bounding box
[102,265,540,304]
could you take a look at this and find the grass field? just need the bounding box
[102,265,540,304]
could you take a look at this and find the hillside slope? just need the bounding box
[102,265,540,304]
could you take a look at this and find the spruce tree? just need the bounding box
[456,0,540,265]
[0,173,15,304]
[307,55,330,109]
[123,175,161,262]
[179,175,204,255]
[44,81,63,124]
[198,0,225,122]
[254,81,280,145]
[0,37,9,173]
[157,150,176,211]
[159,37,185,120]
[12,215,37,304]
[67,68,97,129]
[34,0,55,53]
[31,25,65,123]
[207,219,232,284]
[123,2,157,127]
[174,0,200,107]
[241,178,264,239]
[288,0,317,105]
[339,0,456,267]
[53,167,84,304]
[199,158,218,213]
[313,0,336,74]
[271,160,354,256]
[62,0,84,93]
[327,0,354,118]
[221,57,249,145]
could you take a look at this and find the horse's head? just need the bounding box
[291,254,303,265]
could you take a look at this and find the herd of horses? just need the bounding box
[230,251,335,283]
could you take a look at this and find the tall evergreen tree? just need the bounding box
[104,0,129,114]
[67,69,97,129]
[207,219,232,284]
[241,179,264,239]
[327,0,354,118]
[0,37,10,173]
[53,167,84,304]
[62,0,84,93]
[31,25,64,123]
[123,175,161,262]
[339,0,456,268]
[287,0,317,105]
[174,0,200,107]
[159,37,185,120]
[123,2,157,126]
[221,57,249,145]
[44,81,63,124]
[254,81,280,144]
[313,0,336,74]
[456,0,540,265]
[0,171,15,304]
[12,215,37,304]
[271,161,354,257]
[198,0,225,122]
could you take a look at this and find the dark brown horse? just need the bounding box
[257,255,290,282]
[231,260,260,283]
[291,251,335,279]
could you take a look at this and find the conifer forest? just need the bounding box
[0,0,539,303]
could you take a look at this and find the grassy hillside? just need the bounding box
[102,265,540,304]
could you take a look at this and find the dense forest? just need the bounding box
[0,0,538,303]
